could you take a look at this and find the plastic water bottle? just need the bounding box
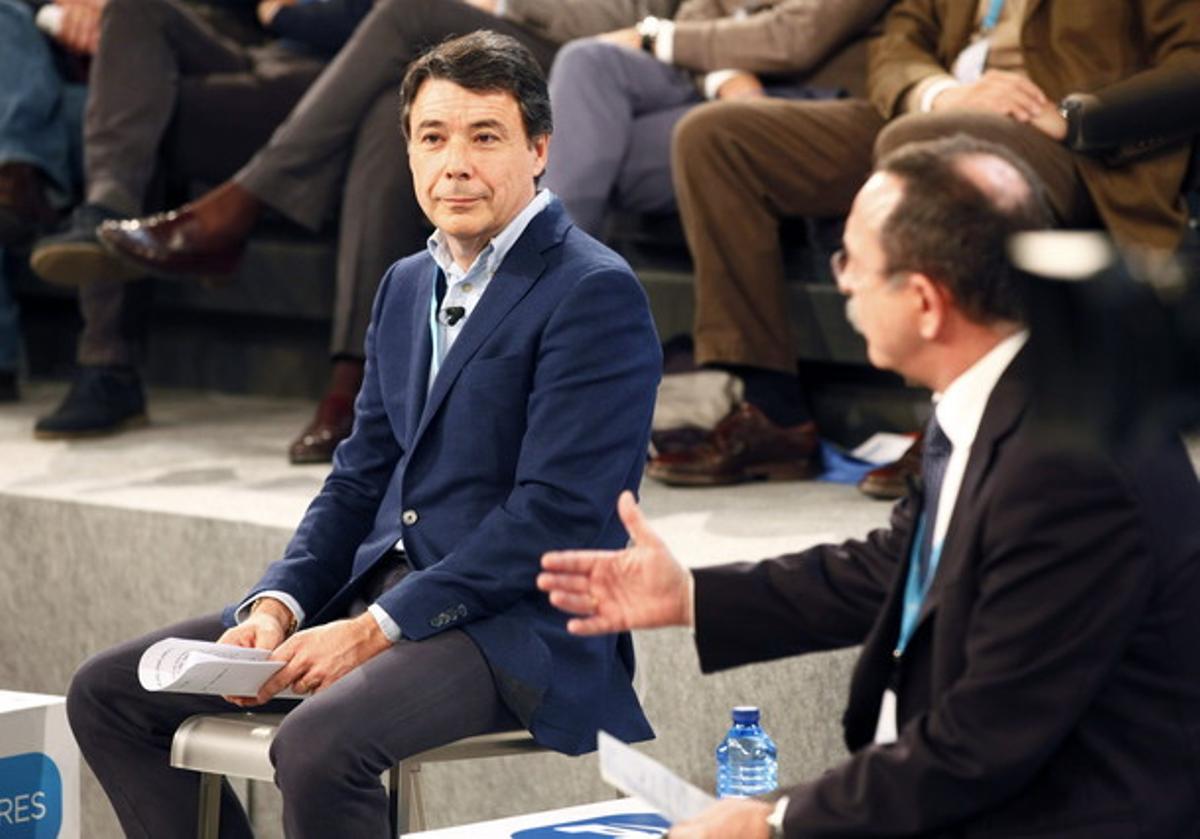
[715,705,778,798]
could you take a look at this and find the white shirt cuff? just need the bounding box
[686,572,697,628]
[703,69,742,100]
[235,590,305,628]
[919,77,961,113]
[654,19,675,64]
[767,795,790,836]
[493,0,506,16]
[368,603,403,642]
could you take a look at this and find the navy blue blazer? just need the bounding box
[228,200,659,754]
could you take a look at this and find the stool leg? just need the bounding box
[388,764,400,837]
[394,761,423,835]
[411,767,426,832]
[197,773,221,839]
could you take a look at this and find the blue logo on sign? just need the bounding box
[0,753,62,838]
[512,812,669,837]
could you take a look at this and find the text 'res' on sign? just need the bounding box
[0,753,63,838]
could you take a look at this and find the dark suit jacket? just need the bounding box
[227,199,660,755]
[868,0,1200,251]
[694,350,1200,836]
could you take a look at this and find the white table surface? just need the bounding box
[407,796,668,838]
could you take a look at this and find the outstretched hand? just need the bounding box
[538,491,692,634]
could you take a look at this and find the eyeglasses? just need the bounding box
[830,249,910,291]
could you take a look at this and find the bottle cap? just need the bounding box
[732,706,760,725]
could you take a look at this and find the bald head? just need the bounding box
[872,134,1053,325]
[956,152,1036,215]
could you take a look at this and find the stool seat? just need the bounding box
[170,712,546,837]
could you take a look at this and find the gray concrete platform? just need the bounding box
[0,384,894,837]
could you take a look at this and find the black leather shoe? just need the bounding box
[0,369,17,403]
[288,393,355,464]
[857,433,922,500]
[30,203,144,286]
[34,366,148,439]
[0,163,58,246]
[647,402,821,486]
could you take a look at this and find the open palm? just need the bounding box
[538,491,692,634]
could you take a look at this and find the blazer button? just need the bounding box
[401,509,419,526]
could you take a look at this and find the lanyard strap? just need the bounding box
[981,0,1005,33]
[895,513,944,657]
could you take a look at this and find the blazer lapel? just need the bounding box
[913,349,1031,627]
[410,201,569,449]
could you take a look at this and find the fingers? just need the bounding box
[540,549,608,574]
[565,615,625,635]
[537,570,592,596]
[547,589,598,616]
[617,490,660,547]
[979,71,1049,122]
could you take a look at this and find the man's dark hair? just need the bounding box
[399,30,552,144]
[875,134,1054,324]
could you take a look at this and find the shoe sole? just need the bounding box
[857,482,908,501]
[288,450,334,465]
[647,457,822,487]
[34,413,150,440]
[31,243,145,286]
[97,232,242,283]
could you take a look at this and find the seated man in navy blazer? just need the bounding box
[66,31,660,839]
[540,135,1200,837]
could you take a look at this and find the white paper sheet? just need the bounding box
[598,731,716,824]
[852,432,918,466]
[138,637,305,699]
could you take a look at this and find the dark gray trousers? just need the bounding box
[77,0,323,366]
[66,559,518,838]
[542,39,701,238]
[235,0,558,358]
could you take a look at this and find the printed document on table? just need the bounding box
[138,637,305,699]
[598,731,716,824]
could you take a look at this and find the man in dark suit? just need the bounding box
[66,31,659,838]
[539,135,1200,837]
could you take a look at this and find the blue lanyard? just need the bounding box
[895,513,943,657]
[981,0,1004,33]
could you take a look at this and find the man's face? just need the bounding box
[407,78,549,262]
[836,172,923,375]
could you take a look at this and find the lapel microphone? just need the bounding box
[440,306,466,326]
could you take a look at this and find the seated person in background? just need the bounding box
[540,135,1200,839]
[542,0,890,237]
[0,0,94,401]
[26,0,356,438]
[87,0,678,463]
[652,0,1200,490]
[67,31,660,839]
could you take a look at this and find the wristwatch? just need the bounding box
[766,795,789,839]
[637,16,662,54]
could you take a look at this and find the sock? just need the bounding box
[710,364,811,427]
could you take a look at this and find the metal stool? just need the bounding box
[170,712,548,838]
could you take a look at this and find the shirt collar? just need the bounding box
[934,329,1028,451]
[426,189,553,281]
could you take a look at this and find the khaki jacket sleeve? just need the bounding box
[867,0,952,119]
[670,0,891,76]
[501,0,681,44]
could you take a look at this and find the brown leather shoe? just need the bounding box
[646,402,820,486]
[289,393,355,464]
[857,433,923,500]
[0,163,58,246]
[96,181,260,279]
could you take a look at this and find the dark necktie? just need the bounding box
[917,414,953,585]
